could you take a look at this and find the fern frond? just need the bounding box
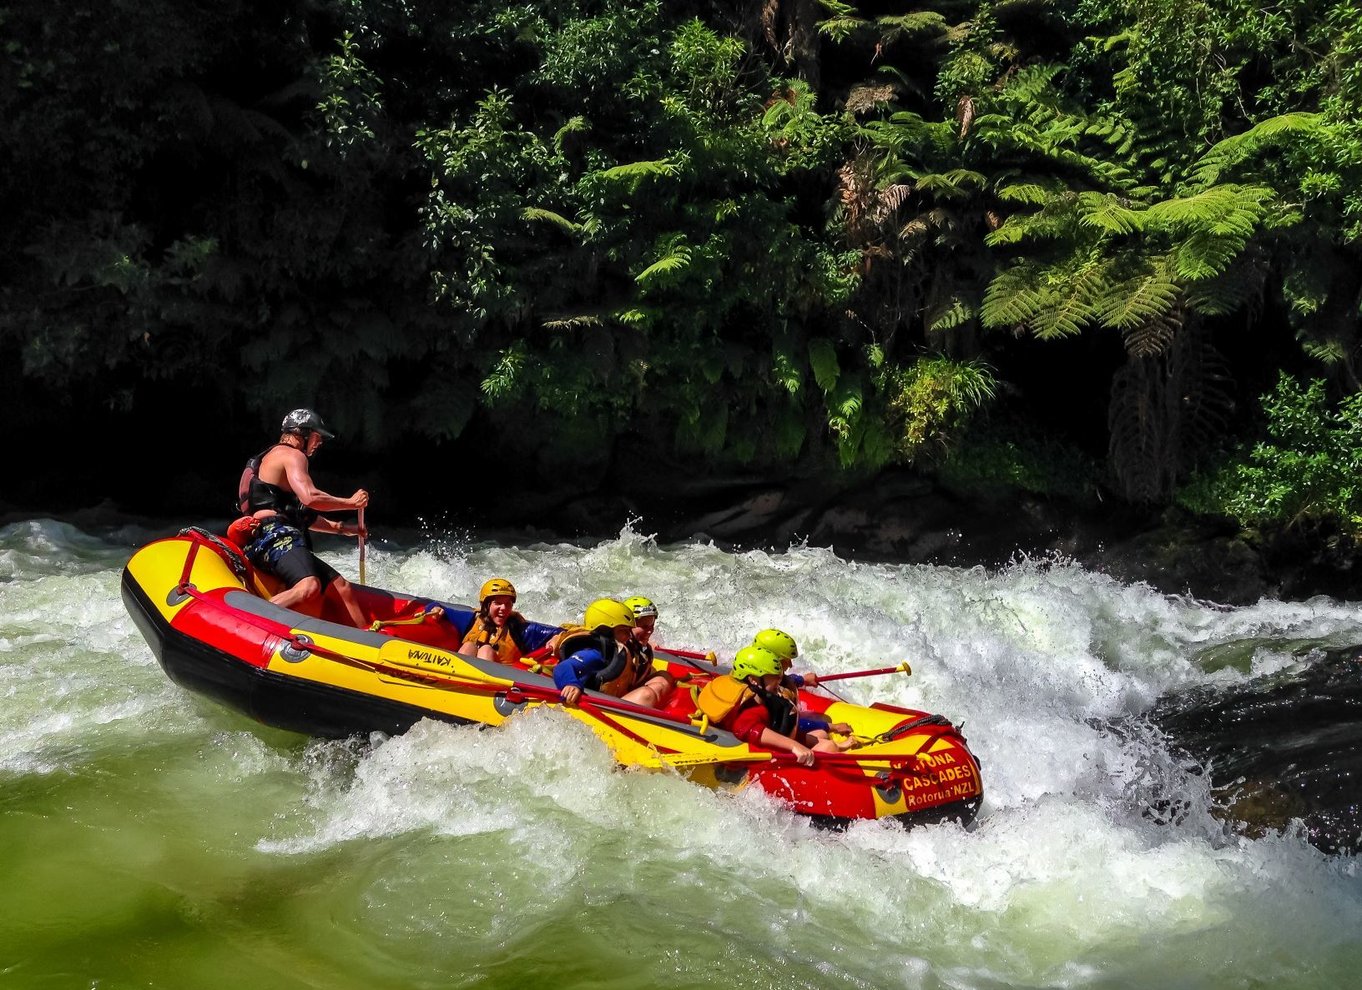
[1145,185,1273,238]
[916,169,987,198]
[772,339,803,396]
[1077,192,1145,235]
[1183,260,1264,317]
[875,11,949,41]
[1098,261,1180,331]
[996,182,1055,205]
[542,314,604,331]
[636,239,693,286]
[521,207,582,235]
[808,337,841,393]
[1029,261,1106,339]
[1172,231,1244,282]
[1192,112,1324,185]
[981,265,1048,329]
[818,14,871,41]
[596,157,683,184]
[927,295,975,333]
[1120,308,1181,358]
[613,308,654,327]
[552,115,589,153]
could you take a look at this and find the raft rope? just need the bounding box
[178,526,249,581]
[367,607,442,634]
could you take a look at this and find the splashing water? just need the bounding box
[2,518,1360,989]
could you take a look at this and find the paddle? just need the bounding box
[813,661,912,684]
[357,506,367,584]
[344,647,927,775]
[639,747,921,772]
[657,646,717,662]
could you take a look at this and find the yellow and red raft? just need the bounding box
[121,528,983,827]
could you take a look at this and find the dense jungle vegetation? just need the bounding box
[3,1,1360,540]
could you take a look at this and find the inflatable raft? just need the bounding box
[121,528,983,827]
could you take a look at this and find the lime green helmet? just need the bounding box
[732,645,782,681]
[753,628,798,661]
[584,598,636,631]
[624,596,658,620]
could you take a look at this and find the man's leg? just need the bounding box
[270,576,322,614]
[330,575,367,629]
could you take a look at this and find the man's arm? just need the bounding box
[280,448,368,512]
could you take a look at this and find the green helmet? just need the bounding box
[753,628,798,661]
[624,596,658,620]
[732,645,782,681]
[584,598,636,631]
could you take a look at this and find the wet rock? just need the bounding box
[1153,645,1362,854]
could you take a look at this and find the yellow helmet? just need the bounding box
[753,628,798,661]
[624,596,658,620]
[732,645,782,681]
[479,578,517,605]
[584,598,636,630]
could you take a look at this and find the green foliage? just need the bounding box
[317,31,383,150]
[936,422,1102,501]
[1180,375,1362,538]
[886,356,997,461]
[6,0,1362,510]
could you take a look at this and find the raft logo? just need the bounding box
[901,761,973,792]
[406,647,455,669]
[904,779,977,808]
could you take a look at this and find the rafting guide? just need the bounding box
[228,408,369,626]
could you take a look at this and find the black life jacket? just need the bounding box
[554,628,640,697]
[237,445,317,534]
[752,683,799,737]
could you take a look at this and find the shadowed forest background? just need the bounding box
[3,0,1360,561]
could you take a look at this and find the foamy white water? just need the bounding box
[1,518,1359,989]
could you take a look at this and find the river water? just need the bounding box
[2,518,1360,989]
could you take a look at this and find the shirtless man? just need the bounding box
[236,408,369,625]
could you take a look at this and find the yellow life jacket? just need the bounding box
[696,675,755,724]
[777,676,799,708]
[697,676,798,736]
[461,612,525,665]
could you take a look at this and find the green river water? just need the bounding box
[2,519,1359,989]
